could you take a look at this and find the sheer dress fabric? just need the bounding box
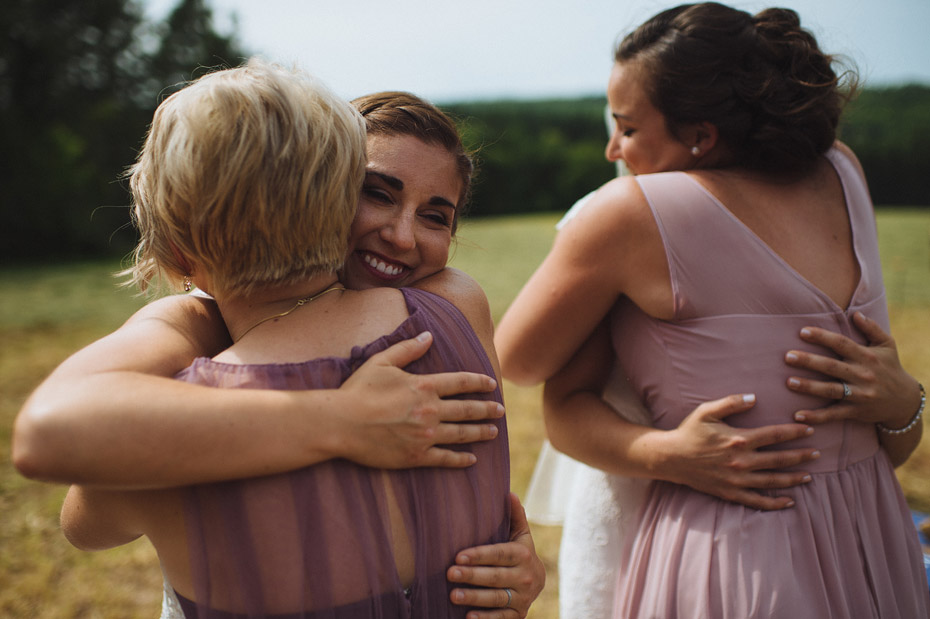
[172,287,510,618]
[609,148,929,618]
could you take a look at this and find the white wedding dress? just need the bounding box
[523,184,651,619]
[524,365,651,619]
[160,565,184,619]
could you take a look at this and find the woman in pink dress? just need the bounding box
[497,3,927,617]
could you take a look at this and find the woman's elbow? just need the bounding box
[541,387,572,452]
[61,500,133,551]
[12,401,71,482]
[499,360,541,387]
[497,344,550,387]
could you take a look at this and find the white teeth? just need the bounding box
[364,254,403,276]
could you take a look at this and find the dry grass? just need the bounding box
[2,210,928,618]
[0,265,153,617]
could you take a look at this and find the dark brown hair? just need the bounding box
[616,2,857,174]
[351,92,474,229]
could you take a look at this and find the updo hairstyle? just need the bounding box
[351,91,474,230]
[128,58,367,295]
[616,2,857,174]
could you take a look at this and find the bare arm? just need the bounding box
[495,178,667,386]
[785,311,922,466]
[12,295,502,487]
[60,486,144,551]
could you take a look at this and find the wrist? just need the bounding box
[877,382,925,436]
[635,428,678,482]
[317,389,362,461]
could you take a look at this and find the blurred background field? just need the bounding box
[4,1,930,616]
[2,209,929,618]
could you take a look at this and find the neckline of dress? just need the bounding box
[674,149,863,313]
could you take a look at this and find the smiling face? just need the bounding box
[341,133,462,290]
[604,61,696,175]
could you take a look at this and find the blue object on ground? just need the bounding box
[912,510,930,589]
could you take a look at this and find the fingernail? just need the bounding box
[805,426,814,435]
[788,377,800,388]
[785,352,798,363]
[488,425,499,437]
[785,500,796,508]
[417,331,431,342]
[743,394,755,403]
[801,474,812,483]
[795,412,806,422]
[811,450,821,459]
[800,328,811,337]
[451,589,465,602]
[496,403,505,416]
[456,554,471,565]
[450,568,463,580]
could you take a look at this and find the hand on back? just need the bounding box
[336,332,503,469]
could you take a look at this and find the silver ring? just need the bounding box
[504,587,513,608]
[841,382,851,400]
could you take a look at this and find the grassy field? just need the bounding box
[2,209,929,617]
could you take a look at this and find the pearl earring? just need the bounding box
[183,276,193,292]
[691,146,701,156]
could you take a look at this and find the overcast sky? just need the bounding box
[145,0,930,103]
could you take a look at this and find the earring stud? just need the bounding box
[691,146,701,156]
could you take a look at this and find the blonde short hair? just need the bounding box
[127,58,367,295]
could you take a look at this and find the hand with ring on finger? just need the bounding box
[839,381,852,401]
[447,493,543,618]
[785,312,922,429]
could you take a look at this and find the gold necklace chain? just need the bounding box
[235,283,345,342]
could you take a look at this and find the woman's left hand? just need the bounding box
[784,311,921,428]
[447,493,545,618]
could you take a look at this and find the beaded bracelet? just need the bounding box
[877,382,926,436]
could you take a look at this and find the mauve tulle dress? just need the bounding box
[170,287,510,618]
[609,148,929,618]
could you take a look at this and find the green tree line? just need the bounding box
[3,0,928,262]
[841,85,930,206]
[1,0,247,263]
[447,87,930,220]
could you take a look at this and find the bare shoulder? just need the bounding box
[351,286,406,313]
[413,268,490,325]
[53,294,229,378]
[130,294,225,340]
[573,176,648,220]
[339,287,411,344]
[126,294,229,362]
[413,268,496,365]
[555,175,663,294]
[557,176,654,252]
